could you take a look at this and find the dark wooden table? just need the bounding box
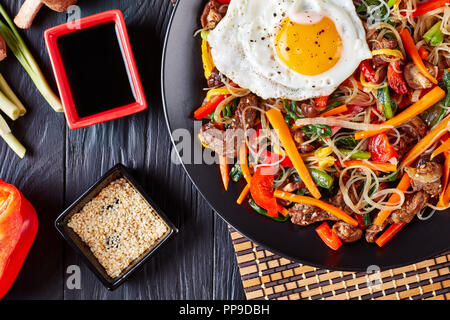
[2,0,245,300]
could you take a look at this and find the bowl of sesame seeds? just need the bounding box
[55,163,178,290]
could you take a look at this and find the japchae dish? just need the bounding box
[193,0,450,250]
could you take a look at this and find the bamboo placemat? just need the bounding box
[229,227,450,300]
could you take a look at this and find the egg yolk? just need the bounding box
[275,17,343,76]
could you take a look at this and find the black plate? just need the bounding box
[161,0,450,271]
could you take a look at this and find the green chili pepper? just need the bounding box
[248,199,289,222]
[339,149,371,160]
[210,110,215,123]
[229,163,243,182]
[309,168,334,189]
[378,86,394,119]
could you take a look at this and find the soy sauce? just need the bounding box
[57,22,136,118]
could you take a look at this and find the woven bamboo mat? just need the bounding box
[229,228,450,300]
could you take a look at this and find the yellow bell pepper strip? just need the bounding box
[193,94,228,120]
[266,108,321,199]
[201,40,214,79]
[355,86,446,140]
[431,138,450,160]
[273,190,358,226]
[375,222,406,247]
[371,49,404,60]
[218,155,229,191]
[401,114,450,167]
[340,160,397,172]
[319,104,348,117]
[206,88,230,102]
[374,173,411,226]
[315,222,342,251]
[239,143,252,184]
[400,29,438,84]
[236,184,250,205]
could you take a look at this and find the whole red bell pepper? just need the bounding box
[0,179,38,300]
[368,133,398,163]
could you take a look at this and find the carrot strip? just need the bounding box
[374,174,411,226]
[239,143,252,184]
[266,108,321,199]
[273,190,358,226]
[431,138,450,160]
[400,29,437,84]
[401,114,450,167]
[277,205,290,217]
[341,160,397,172]
[355,86,446,140]
[411,0,450,18]
[320,104,348,117]
[236,184,250,205]
[375,223,406,247]
[218,155,229,191]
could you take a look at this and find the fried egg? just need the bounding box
[207,0,371,100]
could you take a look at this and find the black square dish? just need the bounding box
[55,163,178,290]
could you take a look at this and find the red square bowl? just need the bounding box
[44,9,147,129]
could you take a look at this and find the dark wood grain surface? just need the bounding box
[2,0,245,300]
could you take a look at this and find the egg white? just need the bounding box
[207,0,372,100]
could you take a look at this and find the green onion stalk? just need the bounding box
[0,113,25,158]
[0,3,63,112]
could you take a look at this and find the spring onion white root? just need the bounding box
[0,73,25,116]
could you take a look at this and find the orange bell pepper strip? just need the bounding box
[239,143,252,184]
[431,138,450,160]
[319,104,348,117]
[438,153,450,207]
[401,114,450,167]
[375,222,406,247]
[266,108,321,199]
[218,155,229,191]
[315,222,342,251]
[273,190,358,226]
[374,174,411,226]
[340,160,397,172]
[0,180,38,300]
[400,29,438,85]
[236,184,250,205]
[355,86,446,140]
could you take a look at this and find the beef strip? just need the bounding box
[199,122,244,158]
[404,61,438,90]
[228,94,259,130]
[300,103,321,118]
[365,223,385,243]
[207,67,223,88]
[332,221,363,243]
[405,162,443,197]
[390,190,429,224]
[289,203,339,226]
[394,116,428,158]
[200,0,226,30]
[291,128,317,153]
[369,35,398,69]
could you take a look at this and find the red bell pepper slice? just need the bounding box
[193,95,227,120]
[315,222,342,251]
[249,155,279,217]
[411,0,450,18]
[368,133,398,163]
[0,180,38,300]
[387,61,408,95]
[375,222,406,247]
[359,60,378,83]
[315,96,329,109]
[216,0,231,3]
